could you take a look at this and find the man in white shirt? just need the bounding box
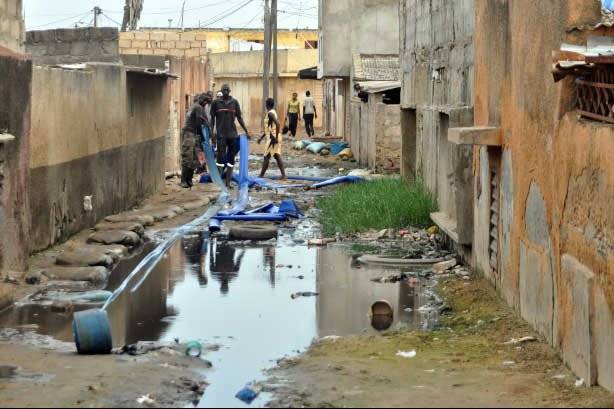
[303,91,317,138]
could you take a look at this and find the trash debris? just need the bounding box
[575,378,585,387]
[502,361,515,366]
[338,148,353,160]
[136,394,156,406]
[308,238,336,246]
[185,341,203,358]
[319,335,341,343]
[119,341,170,356]
[433,259,458,273]
[503,336,536,346]
[376,229,395,240]
[396,350,417,359]
[291,292,320,299]
[426,226,439,235]
[235,383,263,404]
[552,374,567,380]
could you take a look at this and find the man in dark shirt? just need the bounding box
[210,84,250,188]
[181,93,210,188]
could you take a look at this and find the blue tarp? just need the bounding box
[604,0,614,11]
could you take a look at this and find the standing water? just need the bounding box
[0,223,441,407]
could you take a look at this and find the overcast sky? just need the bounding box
[24,0,318,31]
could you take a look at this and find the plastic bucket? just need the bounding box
[73,309,113,355]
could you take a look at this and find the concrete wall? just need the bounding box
[318,0,399,78]
[210,50,323,132]
[29,63,168,251]
[350,95,401,172]
[121,29,318,55]
[399,0,614,391]
[0,0,24,53]
[26,27,120,65]
[400,0,475,244]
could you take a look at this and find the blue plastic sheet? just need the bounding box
[310,175,363,189]
[604,0,614,11]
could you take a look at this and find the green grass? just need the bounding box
[316,177,438,235]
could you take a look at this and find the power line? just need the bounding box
[28,10,92,30]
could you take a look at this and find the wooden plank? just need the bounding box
[448,126,502,146]
[430,212,460,244]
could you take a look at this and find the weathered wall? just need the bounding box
[29,63,168,251]
[26,27,120,65]
[349,95,401,172]
[400,0,475,244]
[318,0,399,78]
[120,28,317,55]
[0,0,24,53]
[470,0,614,392]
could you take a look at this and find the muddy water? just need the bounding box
[0,225,440,407]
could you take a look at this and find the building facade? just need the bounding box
[400,0,614,392]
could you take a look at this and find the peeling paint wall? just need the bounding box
[470,0,614,392]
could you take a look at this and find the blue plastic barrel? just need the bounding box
[72,309,113,355]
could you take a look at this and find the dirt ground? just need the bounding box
[267,276,614,408]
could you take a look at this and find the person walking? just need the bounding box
[210,84,251,188]
[303,90,317,138]
[286,92,301,138]
[180,93,209,189]
[258,98,286,180]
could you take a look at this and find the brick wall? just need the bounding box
[120,31,207,58]
[26,27,120,65]
[0,0,25,53]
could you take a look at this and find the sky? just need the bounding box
[23,0,318,31]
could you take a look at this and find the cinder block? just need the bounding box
[175,41,189,50]
[519,243,554,344]
[159,41,175,49]
[185,48,200,58]
[164,32,180,41]
[137,48,154,55]
[122,47,139,55]
[169,48,185,57]
[595,285,614,392]
[133,31,150,40]
[131,40,148,49]
[189,40,203,48]
[179,32,196,41]
[149,32,165,41]
[194,33,208,41]
[119,39,132,49]
[560,254,596,385]
[120,31,135,41]
[153,49,168,56]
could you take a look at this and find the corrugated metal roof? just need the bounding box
[356,80,401,94]
[353,54,400,82]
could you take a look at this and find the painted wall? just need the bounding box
[400,0,614,391]
[0,0,24,53]
[29,63,169,251]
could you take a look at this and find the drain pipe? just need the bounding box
[71,134,247,355]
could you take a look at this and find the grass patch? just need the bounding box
[316,177,437,235]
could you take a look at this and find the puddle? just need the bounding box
[0,223,441,407]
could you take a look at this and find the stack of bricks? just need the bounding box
[0,0,25,53]
[119,31,208,58]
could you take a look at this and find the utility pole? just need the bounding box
[262,0,272,121]
[272,0,278,104]
[180,0,187,31]
[93,7,102,28]
[168,19,173,29]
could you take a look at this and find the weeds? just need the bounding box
[316,177,437,235]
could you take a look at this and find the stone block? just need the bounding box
[194,33,208,41]
[164,32,180,41]
[119,39,132,49]
[149,32,165,41]
[159,41,175,49]
[175,40,190,50]
[169,49,185,57]
[120,31,135,40]
[137,48,154,55]
[133,31,150,41]
[131,40,148,49]
[560,254,596,385]
[122,47,139,55]
[179,32,196,41]
[153,49,168,56]
[595,285,614,392]
[185,48,200,58]
[519,243,554,344]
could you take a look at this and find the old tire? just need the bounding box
[73,309,113,355]
[229,225,278,241]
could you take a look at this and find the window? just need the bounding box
[576,65,614,123]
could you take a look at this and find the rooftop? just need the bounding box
[353,54,400,82]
